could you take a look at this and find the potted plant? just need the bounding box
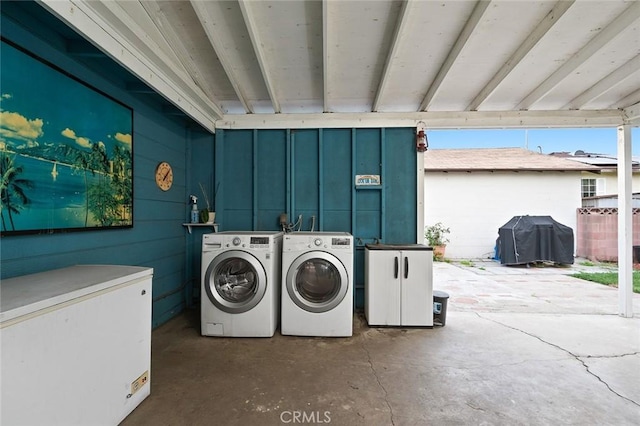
[425,222,450,260]
[198,182,219,224]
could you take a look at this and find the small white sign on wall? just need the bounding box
[355,174,381,186]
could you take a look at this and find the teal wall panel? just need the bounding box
[384,128,418,243]
[355,128,382,174]
[256,130,287,230]
[355,208,382,241]
[185,131,216,306]
[222,130,254,211]
[354,129,383,246]
[220,129,253,230]
[292,129,320,229]
[322,129,352,232]
[355,189,382,210]
[217,128,417,309]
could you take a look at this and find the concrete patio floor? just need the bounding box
[121,260,640,425]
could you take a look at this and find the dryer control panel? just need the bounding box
[283,233,353,252]
[203,233,283,251]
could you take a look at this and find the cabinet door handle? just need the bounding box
[404,256,409,279]
[394,256,399,279]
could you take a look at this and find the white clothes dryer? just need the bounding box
[281,232,354,337]
[201,231,283,337]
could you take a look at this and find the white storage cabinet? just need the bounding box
[0,265,153,426]
[365,244,433,326]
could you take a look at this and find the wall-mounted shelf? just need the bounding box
[182,223,219,234]
[355,185,382,190]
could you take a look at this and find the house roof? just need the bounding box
[424,148,601,172]
[550,151,640,169]
[568,156,622,167]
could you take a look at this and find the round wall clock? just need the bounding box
[155,161,173,191]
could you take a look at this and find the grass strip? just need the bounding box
[571,271,640,293]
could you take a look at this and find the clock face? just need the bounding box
[155,161,173,191]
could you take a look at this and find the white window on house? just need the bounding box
[581,178,605,197]
[582,179,596,197]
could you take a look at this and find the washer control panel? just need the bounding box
[249,236,272,249]
[204,232,282,250]
[220,234,277,249]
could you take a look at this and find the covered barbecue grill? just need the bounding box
[496,216,574,265]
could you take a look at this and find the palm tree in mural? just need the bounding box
[88,180,119,226]
[73,143,131,227]
[0,151,33,231]
[86,143,118,226]
[110,144,132,224]
[72,149,93,226]
[73,144,109,226]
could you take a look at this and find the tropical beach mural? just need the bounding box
[0,39,133,235]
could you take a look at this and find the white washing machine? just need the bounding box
[281,232,354,337]
[201,231,283,337]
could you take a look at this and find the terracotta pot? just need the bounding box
[433,245,446,260]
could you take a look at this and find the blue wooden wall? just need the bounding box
[1,3,417,326]
[0,5,213,328]
[215,128,418,308]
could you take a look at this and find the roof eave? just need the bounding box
[424,168,601,172]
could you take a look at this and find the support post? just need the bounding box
[617,125,633,317]
[417,148,425,244]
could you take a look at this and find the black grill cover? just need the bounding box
[496,216,574,265]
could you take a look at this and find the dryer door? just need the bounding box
[204,251,267,314]
[285,251,349,313]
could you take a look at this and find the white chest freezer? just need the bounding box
[0,265,153,426]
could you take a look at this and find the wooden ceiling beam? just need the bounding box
[419,0,491,111]
[516,1,640,110]
[467,0,575,111]
[238,0,281,113]
[190,1,252,113]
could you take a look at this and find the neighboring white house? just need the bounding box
[550,151,640,202]
[424,148,599,259]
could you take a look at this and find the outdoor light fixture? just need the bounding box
[416,121,428,152]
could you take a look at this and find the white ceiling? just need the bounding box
[39,0,640,133]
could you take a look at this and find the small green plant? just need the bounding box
[460,260,474,267]
[425,222,451,246]
[199,181,220,211]
[579,260,595,267]
[198,182,212,211]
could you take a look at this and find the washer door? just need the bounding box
[204,250,267,314]
[286,251,348,313]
